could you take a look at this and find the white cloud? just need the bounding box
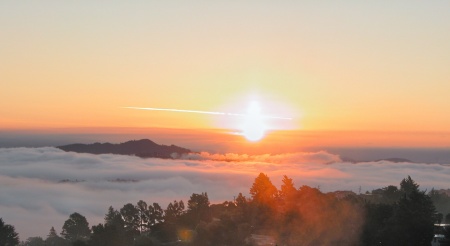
[1,147,449,239]
[180,150,341,164]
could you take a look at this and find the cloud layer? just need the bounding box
[1,147,449,239]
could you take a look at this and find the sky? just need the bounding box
[1,1,450,145]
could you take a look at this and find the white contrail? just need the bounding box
[122,106,292,120]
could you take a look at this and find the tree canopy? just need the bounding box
[61,213,91,242]
[0,218,19,246]
[249,172,277,205]
[7,174,444,246]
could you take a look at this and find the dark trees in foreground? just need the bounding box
[61,213,91,243]
[362,176,436,246]
[187,192,211,226]
[12,174,441,246]
[43,227,67,246]
[22,237,45,246]
[0,218,19,246]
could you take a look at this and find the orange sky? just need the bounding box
[1,1,450,147]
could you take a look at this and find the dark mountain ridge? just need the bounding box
[57,139,191,159]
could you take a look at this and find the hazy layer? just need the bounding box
[1,128,449,163]
[1,147,449,239]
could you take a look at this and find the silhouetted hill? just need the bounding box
[57,139,191,159]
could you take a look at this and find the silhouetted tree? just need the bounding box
[429,189,450,216]
[45,226,67,246]
[368,176,436,246]
[0,218,19,246]
[382,185,401,203]
[400,175,419,196]
[88,206,133,246]
[23,237,45,246]
[89,223,131,246]
[279,175,296,200]
[187,192,211,225]
[165,200,184,222]
[120,203,140,235]
[361,203,395,245]
[61,213,91,242]
[136,200,149,233]
[248,173,278,230]
[390,188,436,245]
[157,200,185,243]
[147,202,164,229]
[234,193,250,223]
[236,193,247,207]
[104,206,123,227]
[250,173,277,205]
[71,240,88,246]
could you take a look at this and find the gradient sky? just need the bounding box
[1,1,450,137]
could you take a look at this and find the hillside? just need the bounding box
[57,139,191,158]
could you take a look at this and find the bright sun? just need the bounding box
[124,98,294,142]
[242,101,266,141]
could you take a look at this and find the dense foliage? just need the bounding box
[3,174,448,246]
[0,218,20,246]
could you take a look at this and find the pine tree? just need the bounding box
[400,175,419,195]
[61,213,91,242]
[0,218,19,246]
[280,175,296,199]
[250,173,277,205]
[45,226,66,246]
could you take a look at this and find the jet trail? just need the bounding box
[122,107,292,120]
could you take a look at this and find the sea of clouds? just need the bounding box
[1,147,450,239]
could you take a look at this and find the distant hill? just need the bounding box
[57,139,191,159]
[341,156,413,163]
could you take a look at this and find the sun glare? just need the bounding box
[242,101,266,141]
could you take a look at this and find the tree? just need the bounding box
[234,193,250,222]
[250,173,277,205]
[61,213,91,242]
[91,206,132,246]
[187,193,211,224]
[280,175,296,200]
[165,200,185,222]
[235,193,247,207]
[23,237,45,246]
[381,185,401,203]
[373,177,436,246]
[45,227,67,246]
[104,206,124,228]
[0,218,19,246]
[158,201,185,243]
[72,240,88,246]
[361,203,395,245]
[391,188,436,245]
[136,200,149,233]
[48,227,58,238]
[400,175,419,195]
[428,189,450,216]
[120,203,140,235]
[89,223,131,246]
[147,203,164,229]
